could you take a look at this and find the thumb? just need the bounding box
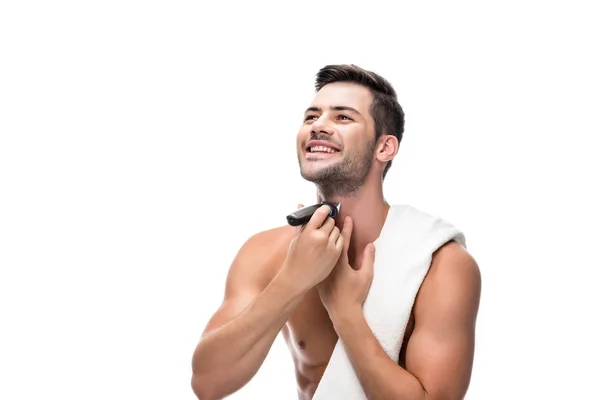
[340,217,353,261]
[360,243,376,275]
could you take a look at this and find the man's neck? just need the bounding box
[317,183,390,267]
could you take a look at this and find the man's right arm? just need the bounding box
[190,229,302,400]
[191,205,343,400]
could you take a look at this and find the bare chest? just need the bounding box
[280,286,416,398]
[281,288,338,396]
[283,288,338,365]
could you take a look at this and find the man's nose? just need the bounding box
[311,116,334,136]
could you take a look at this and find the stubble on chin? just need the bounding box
[300,162,367,199]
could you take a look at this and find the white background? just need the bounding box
[1,1,599,399]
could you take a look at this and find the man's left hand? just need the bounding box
[317,216,375,324]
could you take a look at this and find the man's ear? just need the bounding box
[375,134,399,163]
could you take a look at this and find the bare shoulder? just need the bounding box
[427,240,481,296]
[415,241,481,320]
[226,224,297,287]
[202,224,296,336]
[403,240,481,398]
[244,224,297,257]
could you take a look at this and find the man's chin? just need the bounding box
[299,169,321,183]
[300,168,338,184]
[301,158,338,171]
[299,170,317,182]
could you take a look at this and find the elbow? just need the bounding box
[191,346,216,399]
[191,373,217,400]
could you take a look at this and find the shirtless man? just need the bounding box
[191,64,481,400]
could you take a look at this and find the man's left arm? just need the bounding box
[334,241,481,400]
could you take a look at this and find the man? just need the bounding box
[191,64,481,400]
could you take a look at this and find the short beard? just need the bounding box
[299,139,376,199]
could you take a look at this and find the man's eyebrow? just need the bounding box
[305,106,321,114]
[304,106,362,116]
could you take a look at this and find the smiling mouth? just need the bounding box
[305,147,340,161]
[308,145,340,154]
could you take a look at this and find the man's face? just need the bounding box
[297,82,377,195]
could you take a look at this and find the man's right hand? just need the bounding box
[281,204,344,292]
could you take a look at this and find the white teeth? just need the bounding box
[310,146,337,153]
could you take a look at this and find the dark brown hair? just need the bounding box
[315,64,405,179]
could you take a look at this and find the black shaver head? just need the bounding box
[286,202,341,226]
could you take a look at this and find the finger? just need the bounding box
[340,216,353,258]
[335,233,344,252]
[319,214,336,234]
[306,204,334,231]
[359,243,376,274]
[328,226,341,246]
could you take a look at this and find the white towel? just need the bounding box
[312,204,467,399]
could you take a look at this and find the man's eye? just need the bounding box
[304,115,318,122]
[338,115,352,121]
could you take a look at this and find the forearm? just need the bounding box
[334,309,426,400]
[192,271,306,399]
